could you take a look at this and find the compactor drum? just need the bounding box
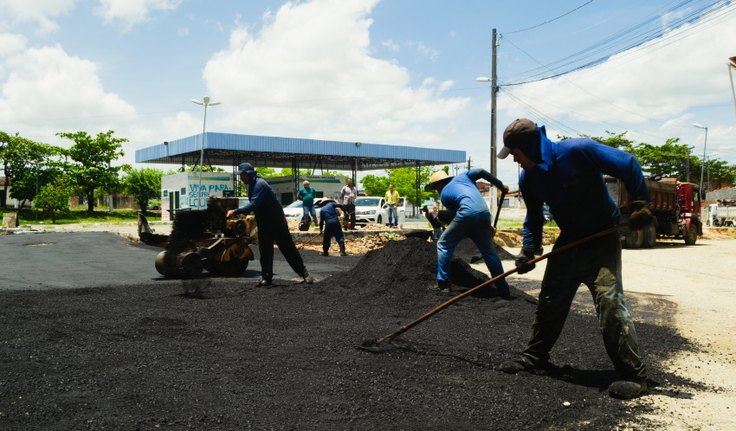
[140,197,257,278]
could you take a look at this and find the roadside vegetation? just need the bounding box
[1,208,143,225]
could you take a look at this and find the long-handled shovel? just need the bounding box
[359,223,627,353]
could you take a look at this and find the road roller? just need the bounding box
[138,197,257,278]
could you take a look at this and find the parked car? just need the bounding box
[354,196,406,227]
[283,198,334,223]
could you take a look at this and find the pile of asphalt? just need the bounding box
[0,238,702,430]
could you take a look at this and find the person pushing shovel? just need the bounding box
[424,168,511,298]
[496,118,654,400]
[226,163,314,287]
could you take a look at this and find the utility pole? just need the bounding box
[491,28,498,179]
[477,28,500,218]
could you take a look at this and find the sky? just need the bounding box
[1,0,735,188]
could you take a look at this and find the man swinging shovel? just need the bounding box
[496,119,655,400]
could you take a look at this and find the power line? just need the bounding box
[504,0,596,35]
[503,0,733,86]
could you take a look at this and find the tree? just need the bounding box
[362,166,433,207]
[0,131,11,207]
[34,178,73,223]
[630,138,696,181]
[122,167,163,213]
[57,130,126,213]
[3,135,66,208]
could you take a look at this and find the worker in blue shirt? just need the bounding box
[317,199,347,256]
[496,118,654,400]
[226,163,314,287]
[424,168,510,298]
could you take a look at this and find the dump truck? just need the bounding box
[139,196,257,278]
[605,177,702,248]
[707,202,736,226]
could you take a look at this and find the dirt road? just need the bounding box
[500,238,736,430]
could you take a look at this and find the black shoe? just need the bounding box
[320,251,329,256]
[256,277,272,287]
[499,356,554,375]
[340,249,347,256]
[608,379,648,400]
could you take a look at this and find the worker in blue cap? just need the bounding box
[226,162,314,286]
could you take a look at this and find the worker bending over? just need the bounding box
[318,199,348,256]
[424,168,510,298]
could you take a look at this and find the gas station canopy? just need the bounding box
[135,132,466,171]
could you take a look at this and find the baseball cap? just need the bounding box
[498,118,538,159]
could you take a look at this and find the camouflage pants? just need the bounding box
[523,231,646,379]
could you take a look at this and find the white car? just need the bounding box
[354,196,406,227]
[282,198,334,223]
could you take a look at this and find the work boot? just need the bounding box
[499,355,555,375]
[256,276,272,287]
[320,251,329,256]
[608,379,648,400]
[431,279,451,292]
[339,245,347,256]
[302,270,315,285]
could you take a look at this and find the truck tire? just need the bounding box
[642,224,657,248]
[377,215,382,225]
[684,224,698,245]
[624,229,644,249]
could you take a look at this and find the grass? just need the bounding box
[1,208,151,225]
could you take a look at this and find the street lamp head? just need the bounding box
[693,122,707,129]
[209,101,221,106]
[191,99,204,105]
[476,76,491,83]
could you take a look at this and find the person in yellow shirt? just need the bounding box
[384,183,400,227]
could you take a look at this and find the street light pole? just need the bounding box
[476,28,499,218]
[693,122,708,195]
[191,96,221,209]
[729,56,736,121]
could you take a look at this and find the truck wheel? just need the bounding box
[624,229,644,249]
[377,215,382,224]
[642,224,657,248]
[684,224,698,245]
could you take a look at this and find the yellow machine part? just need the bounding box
[216,240,254,263]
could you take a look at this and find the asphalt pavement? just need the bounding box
[0,231,360,290]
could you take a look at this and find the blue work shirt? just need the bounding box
[520,128,650,249]
[233,176,284,222]
[440,168,504,222]
[319,201,344,227]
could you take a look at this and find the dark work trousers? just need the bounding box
[257,216,307,279]
[523,231,646,380]
[322,222,345,253]
[344,203,356,229]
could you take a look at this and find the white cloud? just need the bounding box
[499,9,736,160]
[94,0,181,32]
[0,0,76,34]
[0,44,137,146]
[201,0,467,146]
[504,11,736,122]
[381,38,400,52]
[0,33,27,57]
[407,41,440,61]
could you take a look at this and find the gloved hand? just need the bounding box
[490,225,497,238]
[515,248,536,274]
[629,200,654,230]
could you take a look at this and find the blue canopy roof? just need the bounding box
[136,132,466,171]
